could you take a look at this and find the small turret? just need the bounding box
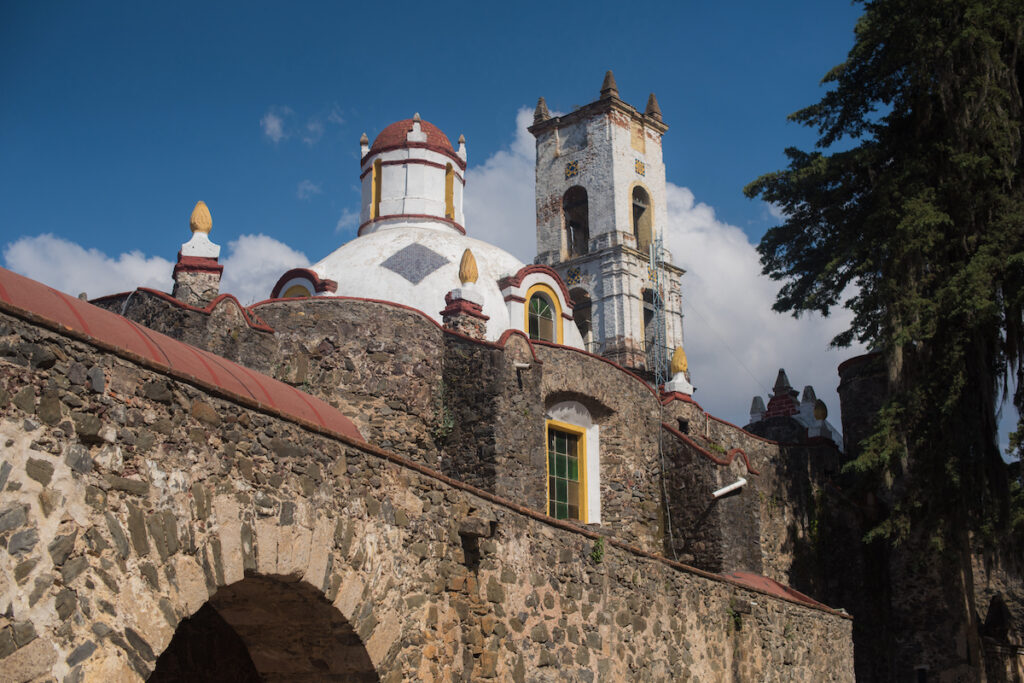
[645,93,662,121]
[441,248,488,339]
[750,396,767,423]
[600,70,619,100]
[173,201,223,307]
[534,97,551,124]
[359,132,369,157]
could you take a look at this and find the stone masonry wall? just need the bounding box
[0,309,854,681]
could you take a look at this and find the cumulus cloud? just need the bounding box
[217,234,308,304]
[463,107,538,258]
[2,233,307,307]
[663,185,865,425]
[3,234,173,298]
[260,106,293,143]
[465,108,865,427]
[296,179,322,200]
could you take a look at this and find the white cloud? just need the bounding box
[302,120,324,146]
[328,108,345,126]
[260,106,293,143]
[463,107,537,259]
[766,202,787,221]
[465,107,865,428]
[2,233,307,308]
[219,234,308,304]
[296,179,322,200]
[663,184,865,426]
[3,234,173,298]
[335,207,359,234]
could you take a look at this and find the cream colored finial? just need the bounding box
[413,112,421,122]
[190,201,212,234]
[359,132,369,145]
[670,346,688,375]
[459,249,478,285]
[813,399,828,421]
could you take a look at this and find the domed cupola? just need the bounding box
[358,114,467,236]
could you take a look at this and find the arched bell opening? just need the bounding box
[562,186,590,259]
[150,576,378,682]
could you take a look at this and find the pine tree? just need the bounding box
[745,0,1024,543]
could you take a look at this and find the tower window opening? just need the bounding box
[632,186,652,252]
[444,163,455,219]
[643,288,656,353]
[570,287,593,351]
[371,159,383,219]
[528,294,556,342]
[562,186,590,259]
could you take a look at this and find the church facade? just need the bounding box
[0,73,1019,681]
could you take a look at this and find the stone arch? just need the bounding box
[23,479,432,683]
[150,576,378,681]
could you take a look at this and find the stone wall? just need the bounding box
[0,309,854,681]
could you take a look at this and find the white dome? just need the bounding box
[307,227,541,342]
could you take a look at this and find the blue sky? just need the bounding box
[1,1,861,259]
[3,1,1016,447]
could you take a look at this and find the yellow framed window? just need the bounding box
[546,420,587,521]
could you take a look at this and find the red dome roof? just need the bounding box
[370,118,453,154]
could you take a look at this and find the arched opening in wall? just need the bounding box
[371,159,383,219]
[150,576,378,682]
[445,163,455,219]
[632,186,652,253]
[283,284,312,298]
[562,186,589,259]
[569,287,593,351]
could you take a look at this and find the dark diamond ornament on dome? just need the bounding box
[381,243,450,284]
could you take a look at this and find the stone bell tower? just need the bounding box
[529,71,684,374]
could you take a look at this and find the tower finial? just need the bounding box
[359,132,369,145]
[413,112,421,122]
[190,201,212,234]
[534,96,551,124]
[670,346,688,375]
[459,249,478,285]
[645,93,662,120]
[600,70,619,99]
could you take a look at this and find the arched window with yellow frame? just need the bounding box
[632,184,653,253]
[546,419,588,522]
[525,284,563,343]
[283,284,312,298]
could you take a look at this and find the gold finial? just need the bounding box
[190,201,212,234]
[670,346,688,375]
[813,399,828,421]
[459,249,478,285]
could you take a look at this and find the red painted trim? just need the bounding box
[359,158,465,182]
[440,294,489,321]
[362,141,467,171]
[269,268,339,300]
[357,214,466,236]
[135,288,275,333]
[503,294,526,304]
[661,423,761,475]
[497,264,575,309]
[173,254,224,276]
[660,391,699,406]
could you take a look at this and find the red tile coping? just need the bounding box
[0,267,363,444]
[269,268,339,300]
[661,423,761,475]
[723,571,830,610]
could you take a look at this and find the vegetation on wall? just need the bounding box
[745,0,1024,545]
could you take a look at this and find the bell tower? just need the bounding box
[529,72,684,373]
